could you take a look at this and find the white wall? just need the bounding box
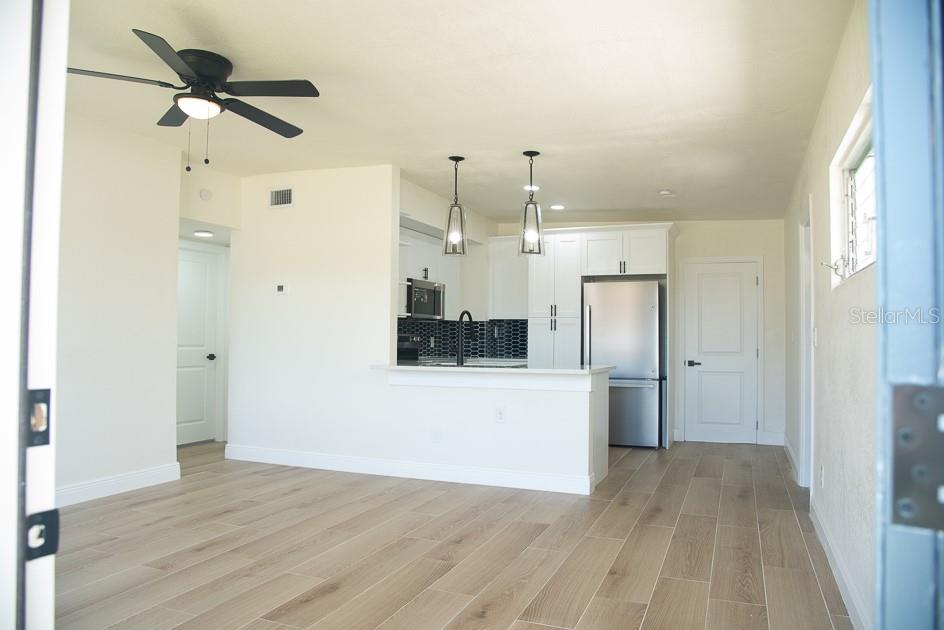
[56,114,181,503]
[179,158,241,230]
[227,165,604,492]
[783,1,875,626]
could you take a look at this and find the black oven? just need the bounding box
[406,278,444,320]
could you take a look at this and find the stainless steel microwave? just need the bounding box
[406,278,444,319]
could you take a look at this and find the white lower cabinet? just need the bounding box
[528,317,580,369]
[527,318,555,368]
[553,318,581,367]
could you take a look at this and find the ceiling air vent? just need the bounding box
[269,188,293,207]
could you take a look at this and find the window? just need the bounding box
[829,88,876,284]
[844,143,877,274]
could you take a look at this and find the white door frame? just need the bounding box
[676,256,765,443]
[797,216,814,488]
[177,239,229,442]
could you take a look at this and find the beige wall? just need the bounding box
[673,220,786,441]
[56,113,181,499]
[783,0,874,626]
[499,218,787,443]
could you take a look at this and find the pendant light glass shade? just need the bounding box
[518,201,544,255]
[518,150,546,255]
[443,203,468,255]
[443,156,468,256]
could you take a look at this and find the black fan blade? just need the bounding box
[132,29,198,81]
[67,67,179,88]
[223,98,302,138]
[157,104,188,127]
[224,80,319,98]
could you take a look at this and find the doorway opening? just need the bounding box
[176,233,229,453]
[797,218,814,487]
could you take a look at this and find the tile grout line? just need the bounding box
[752,452,772,626]
[703,449,725,630]
[567,446,668,630]
[635,445,696,630]
[779,450,839,630]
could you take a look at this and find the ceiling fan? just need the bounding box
[67,29,319,138]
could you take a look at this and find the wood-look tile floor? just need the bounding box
[56,440,852,629]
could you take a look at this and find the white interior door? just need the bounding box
[683,260,759,443]
[176,244,224,445]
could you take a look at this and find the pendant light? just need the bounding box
[443,156,469,256]
[518,150,545,255]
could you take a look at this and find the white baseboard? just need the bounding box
[784,438,799,478]
[226,444,593,495]
[810,507,872,630]
[56,462,181,507]
[757,431,784,446]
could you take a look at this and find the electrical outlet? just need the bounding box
[495,407,506,424]
[820,465,825,489]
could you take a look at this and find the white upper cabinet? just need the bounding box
[398,228,463,318]
[579,225,671,276]
[553,233,582,318]
[528,237,557,318]
[623,229,667,275]
[488,237,528,319]
[528,234,582,318]
[582,232,622,276]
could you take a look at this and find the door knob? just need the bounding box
[206,353,217,361]
[686,359,701,367]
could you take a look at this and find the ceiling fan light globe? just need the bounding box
[176,95,222,119]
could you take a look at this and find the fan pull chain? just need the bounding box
[204,118,210,165]
[185,119,192,172]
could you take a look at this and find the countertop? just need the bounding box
[388,361,615,376]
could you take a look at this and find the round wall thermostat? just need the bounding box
[199,189,212,201]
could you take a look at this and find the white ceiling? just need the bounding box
[66,0,853,221]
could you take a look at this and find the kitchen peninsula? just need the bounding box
[382,361,614,495]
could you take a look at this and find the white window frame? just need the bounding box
[828,88,875,286]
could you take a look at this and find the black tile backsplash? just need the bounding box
[397,318,527,359]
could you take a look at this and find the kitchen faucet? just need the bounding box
[456,310,476,366]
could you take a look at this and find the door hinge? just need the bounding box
[755,275,759,286]
[24,509,60,560]
[756,420,759,429]
[756,348,759,359]
[891,385,944,530]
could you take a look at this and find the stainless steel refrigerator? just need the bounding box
[582,279,664,447]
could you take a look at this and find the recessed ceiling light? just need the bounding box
[658,189,675,197]
[193,230,214,238]
[550,204,565,210]
[523,184,540,192]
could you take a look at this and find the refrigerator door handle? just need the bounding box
[584,304,592,365]
[609,380,658,389]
